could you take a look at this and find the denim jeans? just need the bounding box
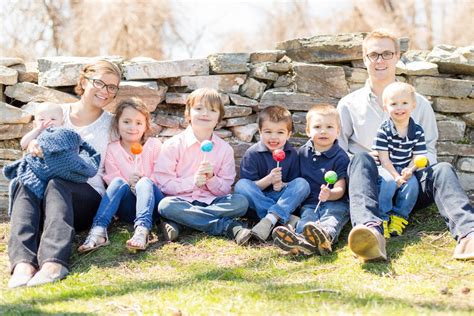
[8,179,101,272]
[92,177,164,230]
[234,177,310,223]
[296,200,349,242]
[378,166,419,220]
[157,194,248,236]
[348,153,474,240]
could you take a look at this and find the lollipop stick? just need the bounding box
[276,161,280,168]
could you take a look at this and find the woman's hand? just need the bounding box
[27,140,44,158]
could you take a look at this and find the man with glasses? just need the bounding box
[337,29,474,262]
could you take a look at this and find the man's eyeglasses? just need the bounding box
[366,51,395,62]
[85,77,119,94]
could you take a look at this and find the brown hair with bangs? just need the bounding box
[184,88,225,123]
[110,97,151,144]
[258,105,293,132]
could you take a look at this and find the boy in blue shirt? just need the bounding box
[272,104,350,255]
[234,105,310,242]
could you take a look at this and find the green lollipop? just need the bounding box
[314,171,338,219]
[324,171,338,184]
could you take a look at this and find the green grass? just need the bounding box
[1,206,473,315]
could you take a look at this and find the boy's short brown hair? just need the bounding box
[184,88,225,123]
[382,82,417,105]
[362,29,400,55]
[258,105,293,132]
[305,103,341,134]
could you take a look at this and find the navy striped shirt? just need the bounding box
[372,118,427,168]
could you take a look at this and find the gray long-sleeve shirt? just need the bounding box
[337,82,438,164]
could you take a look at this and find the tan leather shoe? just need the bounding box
[8,263,37,289]
[452,235,474,261]
[27,262,69,287]
[348,225,387,263]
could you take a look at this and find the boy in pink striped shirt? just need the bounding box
[156,88,250,244]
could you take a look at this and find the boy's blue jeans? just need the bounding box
[92,177,164,230]
[296,200,350,242]
[378,166,419,220]
[157,194,248,236]
[234,178,310,223]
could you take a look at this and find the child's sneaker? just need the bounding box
[272,226,317,255]
[226,220,251,245]
[389,215,408,236]
[302,222,332,254]
[251,218,275,242]
[160,220,180,241]
[383,220,390,239]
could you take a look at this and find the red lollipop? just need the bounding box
[272,149,286,168]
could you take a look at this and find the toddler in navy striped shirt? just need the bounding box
[372,82,427,238]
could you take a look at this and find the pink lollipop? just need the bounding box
[272,149,286,168]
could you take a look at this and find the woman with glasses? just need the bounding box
[7,60,122,288]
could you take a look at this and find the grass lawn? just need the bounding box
[0,205,473,315]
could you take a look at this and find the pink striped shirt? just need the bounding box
[103,137,162,185]
[156,126,236,204]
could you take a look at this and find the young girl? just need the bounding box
[79,97,163,252]
[156,88,250,244]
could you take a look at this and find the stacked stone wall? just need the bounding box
[1,32,473,210]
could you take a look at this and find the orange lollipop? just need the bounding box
[131,143,143,155]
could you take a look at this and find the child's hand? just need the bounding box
[198,161,214,179]
[194,172,206,187]
[128,172,142,188]
[395,175,406,187]
[269,167,282,185]
[273,180,283,192]
[401,167,412,180]
[319,184,331,202]
[39,120,54,130]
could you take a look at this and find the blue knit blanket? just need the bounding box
[3,127,101,199]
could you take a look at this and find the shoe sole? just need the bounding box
[160,221,179,242]
[348,226,387,262]
[77,240,110,254]
[272,227,316,255]
[236,229,252,246]
[303,224,332,254]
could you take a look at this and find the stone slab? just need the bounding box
[5,82,79,103]
[259,91,338,111]
[123,59,209,80]
[38,56,123,87]
[293,63,349,98]
[208,53,249,74]
[0,102,33,124]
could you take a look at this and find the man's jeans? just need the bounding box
[378,166,419,220]
[296,200,349,242]
[348,152,474,240]
[157,194,248,236]
[92,177,164,230]
[234,178,310,223]
[8,179,101,272]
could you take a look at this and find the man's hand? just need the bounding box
[369,150,380,164]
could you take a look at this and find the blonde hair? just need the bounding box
[305,103,341,135]
[74,60,122,96]
[34,102,63,118]
[111,97,151,144]
[363,29,400,55]
[258,105,293,132]
[382,82,417,104]
[184,88,225,123]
